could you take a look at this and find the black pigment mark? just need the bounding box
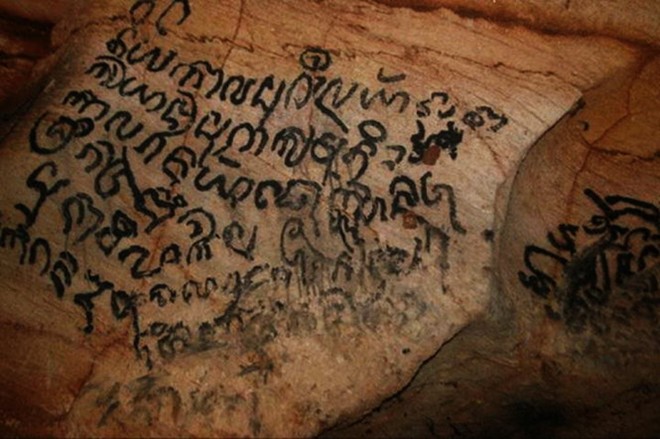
[518,189,659,334]
[15,161,71,228]
[299,47,332,72]
[377,67,406,83]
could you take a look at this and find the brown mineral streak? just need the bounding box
[0,0,658,438]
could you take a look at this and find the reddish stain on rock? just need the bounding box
[403,211,418,229]
[422,145,441,165]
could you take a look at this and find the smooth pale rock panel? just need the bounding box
[0,0,641,437]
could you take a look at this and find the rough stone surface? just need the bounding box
[326,7,660,438]
[0,1,657,437]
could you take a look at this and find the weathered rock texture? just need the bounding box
[0,1,657,437]
[326,2,660,438]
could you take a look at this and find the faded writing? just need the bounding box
[519,189,659,335]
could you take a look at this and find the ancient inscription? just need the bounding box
[0,0,509,379]
[518,189,659,335]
